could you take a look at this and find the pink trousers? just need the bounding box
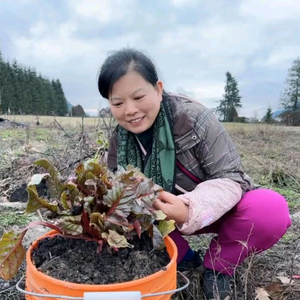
[169,188,292,276]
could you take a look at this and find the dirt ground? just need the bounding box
[0,118,300,299]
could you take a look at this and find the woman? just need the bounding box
[98,48,291,299]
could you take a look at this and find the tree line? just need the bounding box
[215,58,300,125]
[0,51,68,116]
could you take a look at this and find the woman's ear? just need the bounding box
[155,80,163,96]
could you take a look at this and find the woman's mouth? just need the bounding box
[129,116,145,124]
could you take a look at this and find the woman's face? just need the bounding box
[109,71,163,134]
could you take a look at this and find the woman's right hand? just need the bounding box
[153,191,188,225]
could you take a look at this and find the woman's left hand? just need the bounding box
[153,191,188,224]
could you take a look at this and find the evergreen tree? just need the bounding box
[52,79,68,116]
[280,58,300,111]
[0,52,9,114]
[264,106,273,124]
[0,50,69,115]
[11,60,23,114]
[215,72,242,122]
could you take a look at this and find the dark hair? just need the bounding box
[98,48,159,99]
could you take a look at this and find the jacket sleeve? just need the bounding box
[176,178,242,234]
[176,109,251,234]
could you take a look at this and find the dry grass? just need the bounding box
[5,114,101,126]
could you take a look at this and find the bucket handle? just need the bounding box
[16,271,190,299]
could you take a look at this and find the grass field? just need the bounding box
[0,116,300,299]
[5,114,101,126]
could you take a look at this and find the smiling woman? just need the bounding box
[109,71,163,134]
[98,50,163,134]
[97,48,291,300]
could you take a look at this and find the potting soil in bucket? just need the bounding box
[25,231,178,300]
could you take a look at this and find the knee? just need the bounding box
[239,189,291,243]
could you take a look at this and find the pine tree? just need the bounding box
[0,51,9,114]
[11,60,23,114]
[52,79,68,116]
[280,58,300,111]
[215,72,242,122]
[0,50,69,115]
[264,106,273,124]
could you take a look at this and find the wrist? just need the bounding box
[176,204,189,225]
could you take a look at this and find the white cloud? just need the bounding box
[252,46,300,68]
[160,18,260,57]
[172,81,224,109]
[177,81,224,99]
[72,0,135,23]
[14,35,97,62]
[171,0,201,7]
[29,21,48,36]
[240,0,300,21]
[13,20,140,63]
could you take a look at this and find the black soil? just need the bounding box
[31,233,170,284]
[10,181,48,202]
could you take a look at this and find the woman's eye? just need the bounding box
[134,95,145,100]
[113,102,122,107]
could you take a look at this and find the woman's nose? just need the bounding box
[125,101,139,115]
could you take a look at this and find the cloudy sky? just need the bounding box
[1,0,299,118]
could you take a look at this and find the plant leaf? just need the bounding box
[104,230,133,249]
[28,173,50,186]
[133,220,141,238]
[158,220,175,237]
[106,212,129,227]
[135,179,162,207]
[62,182,81,211]
[83,196,94,216]
[277,276,294,285]
[104,181,127,209]
[56,216,83,235]
[61,190,72,210]
[137,214,154,231]
[86,172,97,180]
[76,158,103,185]
[255,287,270,300]
[64,183,79,203]
[101,173,112,189]
[152,225,165,250]
[34,159,65,198]
[26,186,58,213]
[81,208,90,234]
[153,210,167,220]
[126,165,147,179]
[0,231,26,280]
[90,212,106,232]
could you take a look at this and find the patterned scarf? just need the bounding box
[117,99,175,192]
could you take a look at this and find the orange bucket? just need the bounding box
[25,230,178,300]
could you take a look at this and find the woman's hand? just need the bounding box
[153,191,188,224]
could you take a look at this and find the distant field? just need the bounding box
[3,115,102,127]
[3,115,300,132]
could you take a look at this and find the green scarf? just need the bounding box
[117,100,175,192]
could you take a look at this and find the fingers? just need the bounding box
[157,191,173,204]
[152,199,162,210]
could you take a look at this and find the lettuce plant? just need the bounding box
[0,158,175,280]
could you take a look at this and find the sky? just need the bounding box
[1,0,300,118]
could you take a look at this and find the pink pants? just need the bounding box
[169,188,292,276]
